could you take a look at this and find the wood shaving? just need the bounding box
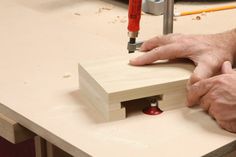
[109,16,127,24]
[120,19,127,23]
[119,16,127,23]
[101,7,113,11]
[63,73,71,78]
[192,15,201,21]
[96,5,114,14]
[96,8,103,14]
[201,12,207,16]
[111,19,117,24]
[74,13,81,16]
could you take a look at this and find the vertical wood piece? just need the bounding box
[35,136,46,157]
[35,137,73,157]
[0,113,35,144]
[46,141,54,157]
[46,141,73,157]
[79,55,194,121]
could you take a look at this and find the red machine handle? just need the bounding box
[128,0,142,32]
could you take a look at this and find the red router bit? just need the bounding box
[143,97,162,115]
[127,0,143,53]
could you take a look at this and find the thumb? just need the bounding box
[221,61,234,74]
[189,62,215,85]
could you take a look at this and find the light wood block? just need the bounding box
[0,113,35,144]
[79,54,195,121]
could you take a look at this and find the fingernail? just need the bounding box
[186,100,191,107]
[186,96,194,107]
[129,58,137,64]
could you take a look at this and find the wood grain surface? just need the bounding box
[1,0,236,156]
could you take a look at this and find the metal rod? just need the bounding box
[163,0,174,35]
[128,38,136,53]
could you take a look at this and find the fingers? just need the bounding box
[130,43,185,65]
[139,35,173,52]
[189,62,215,85]
[199,94,211,111]
[216,120,236,133]
[187,79,214,106]
[221,61,234,74]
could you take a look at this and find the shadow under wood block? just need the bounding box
[79,54,194,121]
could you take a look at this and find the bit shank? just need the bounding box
[163,0,174,35]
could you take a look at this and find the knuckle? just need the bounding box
[208,106,217,118]
[206,56,220,67]
[211,104,228,120]
[231,123,236,133]
[200,54,221,70]
[209,92,217,101]
[222,122,235,132]
[218,121,228,130]
[152,47,160,53]
[214,77,225,85]
[154,36,162,41]
[209,104,221,118]
[168,33,184,41]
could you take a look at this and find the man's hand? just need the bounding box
[130,31,236,84]
[188,61,236,132]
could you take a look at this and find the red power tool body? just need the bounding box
[128,0,142,53]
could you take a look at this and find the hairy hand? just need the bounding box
[188,61,236,132]
[130,31,236,84]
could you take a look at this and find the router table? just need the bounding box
[1,0,236,156]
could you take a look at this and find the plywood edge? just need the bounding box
[0,113,35,144]
[108,79,188,104]
[79,76,124,121]
[79,63,126,121]
[79,78,110,120]
[79,63,108,101]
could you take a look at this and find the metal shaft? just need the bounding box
[128,38,136,53]
[163,0,174,35]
